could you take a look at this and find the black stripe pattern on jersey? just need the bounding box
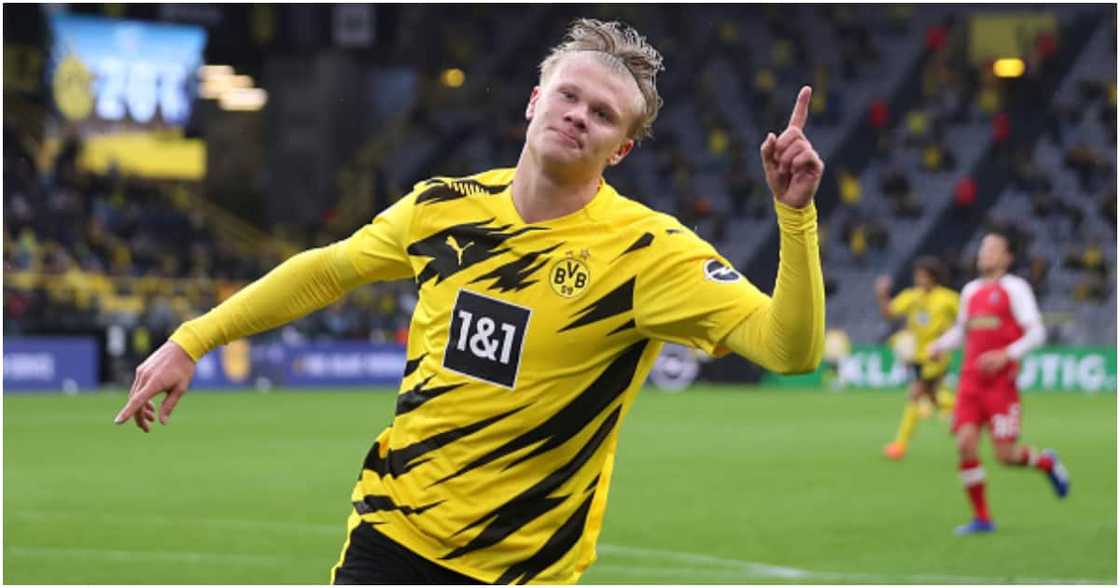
[415,178,510,206]
[353,494,443,517]
[408,220,547,287]
[496,491,597,584]
[469,243,562,293]
[431,339,648,487]
[613,232,654,261]
[559,277,635,332]
[395,374,464,415]
[442,405,620,563]
[402,353,427,378]
[606,318,636,336]
[363,405,527,478]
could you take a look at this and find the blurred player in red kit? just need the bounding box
[928,230,1070,535]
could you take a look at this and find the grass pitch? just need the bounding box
[4,386,1115,584]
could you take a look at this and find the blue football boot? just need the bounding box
[1042,449,1070,498]
[954,518,996,535]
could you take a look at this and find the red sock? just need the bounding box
[1028,448,1054,473]
[959,459,990,522]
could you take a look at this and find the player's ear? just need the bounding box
[607,138,635,167]
[526,86,541,121]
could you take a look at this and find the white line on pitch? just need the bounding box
[9,509,341,534]
[7,546,296,566]
[596,543,1112,584]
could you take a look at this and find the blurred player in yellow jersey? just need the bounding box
[875,256,959,460]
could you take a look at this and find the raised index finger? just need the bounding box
[787,85,812,130]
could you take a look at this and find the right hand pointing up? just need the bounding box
[760,85,825,210]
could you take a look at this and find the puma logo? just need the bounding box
[446,236,474,266]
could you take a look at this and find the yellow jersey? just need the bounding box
[175,167,773,583]
[888,285,959,366]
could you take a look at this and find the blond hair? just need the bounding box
[538,18,665,141]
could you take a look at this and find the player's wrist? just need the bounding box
[773,198,817,233]
[168,325,206,363]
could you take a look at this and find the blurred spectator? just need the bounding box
[925,24,949,53]
[841,216,888,264]
[847,223,868,262]
[868,98,890,155]
[880,166,923,217]
[1064,237,1108,276]
[1034,30,1058,65]
[714,19,743,61]
[1012,149,1052,192]
[1102,82,1117,143]
[904,108,930,146]
[886,4,912,34]
[831,5,880,79]
[921,142,957,172]
[838,167,863,207]
[725,150,767,218]
[707,125,731,159]
[752,67,778,125]
[977,69,1002,116]
[1031,187,1057,218]
[771,38,797,73]
[991,111,1012,165]
[1064,143,1109,192]
[1101,191,1116,228]
[869,100,889,129]
[1073,273,1109,302]
[991,112,1010,143]
[952,175,977,211]
[1026,255,1050,298]
[810,65,841,126]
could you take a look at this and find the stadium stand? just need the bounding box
[4,4,1115,386]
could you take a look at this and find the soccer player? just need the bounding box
[875,257,959,460]
[114,19,826,583]
[928,231,1070,536]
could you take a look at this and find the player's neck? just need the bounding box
[980,269,1007,281]
[511,154,602,223]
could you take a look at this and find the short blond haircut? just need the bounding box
[538,18,665,141]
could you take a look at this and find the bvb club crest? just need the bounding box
[550,250,590,298]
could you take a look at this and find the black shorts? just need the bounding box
[908,362,946,385]
[333,522,485,585]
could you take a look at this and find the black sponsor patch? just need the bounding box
[443,290,531,389]
[703,258,742,283]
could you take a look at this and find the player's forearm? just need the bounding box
[930,325,964,354]
[1006,321,1046,360]
[723,200,825,374]
[170,242,364,361]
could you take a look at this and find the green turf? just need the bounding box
[4,386,1115,584]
